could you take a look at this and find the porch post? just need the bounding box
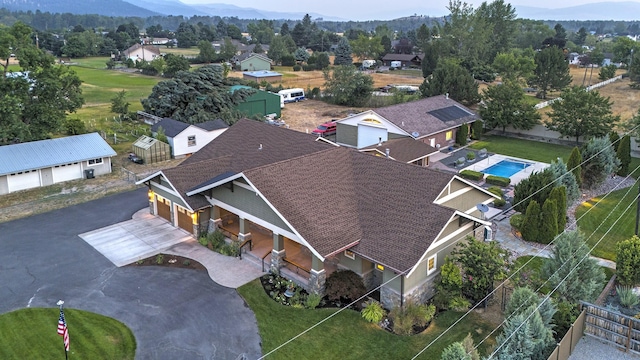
[309,255,326,295]
[238,217,252,242]
[208,206,222,233]
[270,233,285,273]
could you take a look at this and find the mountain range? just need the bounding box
[1,0,640,21]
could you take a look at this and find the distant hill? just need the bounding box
[514,2,640,21]
[125,0,208,16]
[0,0,158,17]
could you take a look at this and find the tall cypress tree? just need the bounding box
[549,186,567,232]
[567,147,583,188]
[521,200,541,242]
[540,199,558,244]
[617,135,631,176]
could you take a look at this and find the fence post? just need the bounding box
[627,318,633,352]
[569,324,574,354]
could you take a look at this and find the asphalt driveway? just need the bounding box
[0,188,262,359]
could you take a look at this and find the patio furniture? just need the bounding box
[479,148,487,158]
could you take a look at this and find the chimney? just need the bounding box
[445,93,449,99]
[258,144,263,150]
[385,148,390,158]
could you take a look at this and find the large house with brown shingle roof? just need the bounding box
[336,95,480,151]
[137,119,497,308]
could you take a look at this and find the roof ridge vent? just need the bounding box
[258,143,263,150]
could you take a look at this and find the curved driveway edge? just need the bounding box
[0,188,262,359]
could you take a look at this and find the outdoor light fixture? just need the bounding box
[147,189,154,201]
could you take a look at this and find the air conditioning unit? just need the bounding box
[484,226,493,241]
[436,144,441,149]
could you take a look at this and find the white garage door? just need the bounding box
[53,163,82,183]
[357,124,388,149]
[7,170,41,192]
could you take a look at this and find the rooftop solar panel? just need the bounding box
[428,106,472,122]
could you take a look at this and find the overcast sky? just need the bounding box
[180,0,640,20]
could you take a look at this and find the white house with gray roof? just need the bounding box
[151,118,228,158]
[0,133,116,195]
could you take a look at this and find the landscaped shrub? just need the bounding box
[510,213,524,231]
[292,64,301,71]
[448,296,470,311]
[567,147,582,188]
[324,270,367,302]
[616,235,640,286]
[302,64,315,71]
[198,235,209,246]
[581,137,620,189]
[617,135,631,176]
[361,300,385,323]
[281,54,295,66]
[305,293,322,309]
[548,186,567,231]
[466,151,475,161]
[456,125,469,146]
[155,254,164,265]
[485,175,510,187]
[488,186,506,207]
[513,169,554,212]
[617,286,639,308]
[459,170,483,181]
[389,302,436,335]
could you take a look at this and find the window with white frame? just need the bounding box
[427,255,437,275]
[188,135,196,146]
[344,250,355,260]
[88,158,103,166]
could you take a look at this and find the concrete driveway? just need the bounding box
[0,188,261,359]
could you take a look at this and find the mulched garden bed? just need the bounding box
[129,254,207,271]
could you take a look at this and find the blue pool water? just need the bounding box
[483,160,531,178]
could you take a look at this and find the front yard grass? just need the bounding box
[237,279,497,359]
[575,187,638,261]
[0,308,135,359]
[469,135,572,164]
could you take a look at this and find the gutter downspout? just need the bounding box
[400,275,405,308]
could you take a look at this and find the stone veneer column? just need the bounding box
[270,233,285,273]
[308,254,326,295]
[148,190,155,215]
[238,217,252,242]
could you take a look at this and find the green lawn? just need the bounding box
[0,308,135,359]
[469,135,573,163]
[575,187,639,260]
[237,280,497,359]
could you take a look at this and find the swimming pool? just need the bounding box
[483,160,532,178]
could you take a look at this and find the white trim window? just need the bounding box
[187,135,196,147]
[88,158,103,166]
[344,250,355,260]
[427,255,437,275]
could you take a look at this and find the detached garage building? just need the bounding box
[0,132,116,195]
[231,85,281,118]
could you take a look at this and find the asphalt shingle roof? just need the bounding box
[0,133,116,176]
[151,118,228,137]
[374,95,479,138]
[361,137,438,163]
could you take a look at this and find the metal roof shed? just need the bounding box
[132,135,170,164]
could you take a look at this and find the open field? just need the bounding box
[0,308,135,359]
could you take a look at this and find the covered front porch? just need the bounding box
[214,207,338,292]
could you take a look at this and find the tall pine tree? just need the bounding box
[540,199,558,244]
[333,37,353,65]
[567,147,583,188]
[617,135,631,176]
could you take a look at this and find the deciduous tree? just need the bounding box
[530,46,571,99]
[547,86,619,144]
[480,81,540,133]
[323,65,373,107]
[421,58,479,105]
[110,90,130,117]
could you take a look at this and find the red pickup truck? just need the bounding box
[312,122,337,137]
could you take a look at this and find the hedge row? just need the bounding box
[485,175,511,187]
[459,170,484,181]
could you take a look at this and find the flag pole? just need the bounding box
[57,300,68,360]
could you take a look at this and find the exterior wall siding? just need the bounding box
[210,185,292,232]
[41,168,53,186]
[149,182,188,209]
[336,123,358,147]
[0,175,7,195]
[420,129,456,150]
[441,190,493,213]
[172,128,226,158]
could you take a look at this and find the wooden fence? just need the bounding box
[534,75,622,110]
[547,309,586,360]
[581,302,640,355]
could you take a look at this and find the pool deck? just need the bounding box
[460,154,549,185]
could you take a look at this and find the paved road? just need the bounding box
[0,188,261,359]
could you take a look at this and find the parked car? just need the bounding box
[128,153,144,164]
[312,122,337,137]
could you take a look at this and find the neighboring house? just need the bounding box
[360,137,439,167]
[141,37,173,46]
[151,118,228,158]
[122,44,161,62]
[231,85,281,118]
[335,95,479,150]
[137,119,497,308]
[0,133,116,195]
[381,53,424,67]
[242,70,282,83]
[239,54,272,71]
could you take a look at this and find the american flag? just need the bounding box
[57,308,70,352]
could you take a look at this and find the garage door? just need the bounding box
[176,206,194,234]
[52,163,82,183]
[7,170,41,192]
[357,124,388,149]
[156,196,171,223]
